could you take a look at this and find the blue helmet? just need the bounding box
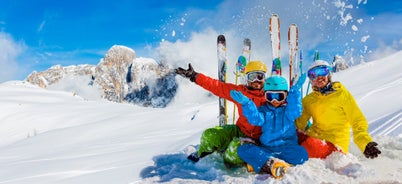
[264,75,288,91]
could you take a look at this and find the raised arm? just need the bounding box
[285,74,306,121]
[230,90,264,126]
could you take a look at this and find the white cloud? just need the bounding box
[0,32,25,82]
[155,28,221,77]
[367,38,402,61]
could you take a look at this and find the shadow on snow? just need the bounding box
[140,152,249,182]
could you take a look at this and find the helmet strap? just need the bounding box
[246,83,253,90]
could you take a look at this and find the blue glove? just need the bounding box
[286,89,303,121]
[292,73,307,91]
[289,73,306,94]
[288,73,306,104]
[230,90,250,105]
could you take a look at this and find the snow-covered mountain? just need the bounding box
[26,45,177,107]
[0,50,401,183]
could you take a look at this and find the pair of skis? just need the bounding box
[271,14,316,131]
[217,35,252,126]
[269,14,301,88]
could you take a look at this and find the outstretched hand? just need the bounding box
[175,63,198,82]
[230,90,250,105]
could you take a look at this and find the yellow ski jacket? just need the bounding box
[296,82,372,153]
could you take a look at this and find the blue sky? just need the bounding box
[0,0,401,82]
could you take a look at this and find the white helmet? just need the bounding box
[308,60,331,71]
[308,60,333,84]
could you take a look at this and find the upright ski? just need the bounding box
[233,38,251,123]
[269,14,281,76]
[242,38,251,63]
[300,50,304,95]
[217,35,228,126]
[236,38,251,84]
[306,50,320,95]
[314,50,320,61]
[288,23,299,86]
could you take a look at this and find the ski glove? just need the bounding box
[287,73,306,104]
[230,90,250,105]
[175,63,198,82]
[363,142,381,159]
[289,73,306,92]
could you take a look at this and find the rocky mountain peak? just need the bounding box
[25,45,177,108]
[26,64,95,88]
[94,45,136,102]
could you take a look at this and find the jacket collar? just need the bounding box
[243,85,264,95]
[313,81,343,96]
[265,102,287,110]
[313,81,335,95]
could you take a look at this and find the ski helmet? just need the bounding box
[245,61,268,73]
[308,60,331,71]
[264,75,288,91]
[308,59,333,83]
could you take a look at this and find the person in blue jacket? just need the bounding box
[230,75,308,178]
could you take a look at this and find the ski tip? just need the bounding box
[314,50,320,61]
[217,35,226,42]
[244,38,251,45]
[271,13,279,17]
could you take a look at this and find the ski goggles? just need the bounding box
[246,71,266,82]
[308,66,331,80]
[265,91,287,103]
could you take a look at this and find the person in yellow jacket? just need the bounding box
[296,60,381,159]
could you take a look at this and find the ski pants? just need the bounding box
[197,125,248,165]
[298,132,342,158]
[237,143,308,173]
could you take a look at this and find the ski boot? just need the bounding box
[260,158,291,179]
[246,163,255,172]
[187,151,212,162]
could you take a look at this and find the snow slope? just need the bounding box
[0,51,401,183]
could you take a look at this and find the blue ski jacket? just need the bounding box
[241,87,302,147]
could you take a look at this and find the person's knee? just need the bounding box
[301,137,333,159]
[296,147,309,164]
[201,127,220,140]
[237,144,253,157]
[283,145,309,165]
